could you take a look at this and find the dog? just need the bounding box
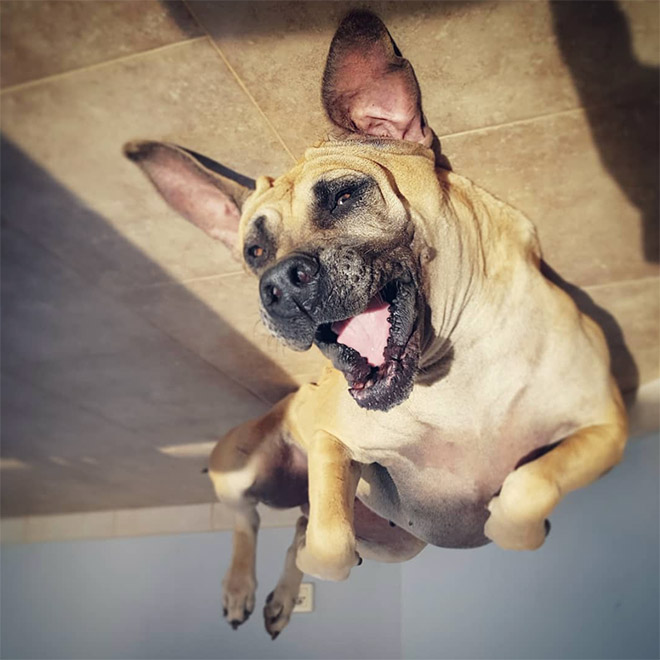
[124,11,628,638]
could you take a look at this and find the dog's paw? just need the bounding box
[485,495,549,551]
[295,534,359,581]
[498,467,560,524]
[222,574,256,629]
[263,584,298,640]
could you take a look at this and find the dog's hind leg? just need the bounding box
[208,419,266,631]
[209,395,307,629]
[263,515,308,640]
[222,503,260,629]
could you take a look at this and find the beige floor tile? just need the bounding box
[19,340,268,436]
[0,517,27,544]
[211,502,300,531]
[1,39,292,292]
[442,105,659,287]
[1,371,222,517]
[2,224,169,369]
[628,379,660,437]
[210,502,234,531]
[1,0,201,88]
[24,510,115,543]
[585,278,660,391]
[191,1,658,157]
[2,294,266,518]
[114,503,212,537]
[258,505,303,529]
[622,1,660,67]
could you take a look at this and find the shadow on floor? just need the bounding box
[0,137,297,516]
[551,0,659,263]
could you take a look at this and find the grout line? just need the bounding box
[182,0,297,163]
[437,93,659,141]
[436,105,588,141]
[131,269,246,290]
[583,274,659,292]
[0,37,208,95]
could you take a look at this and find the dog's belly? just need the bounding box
[357,430,561,549]
[359,462,491,548]
[353,498,426,561]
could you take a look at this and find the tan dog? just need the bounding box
[125,12,627,638]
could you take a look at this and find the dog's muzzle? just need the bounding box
[260,251,422,412]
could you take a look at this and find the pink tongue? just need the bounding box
[331,297,391,366]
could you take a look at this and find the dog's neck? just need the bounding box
[417,168,542,382]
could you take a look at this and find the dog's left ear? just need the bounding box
[322,11,432,147]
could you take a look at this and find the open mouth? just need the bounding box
[314,279,420,411]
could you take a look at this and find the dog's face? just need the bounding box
[125,12,442,411]
[241,139,442,410]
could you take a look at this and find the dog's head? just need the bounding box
[125,12,449,412]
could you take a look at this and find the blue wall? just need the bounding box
[1,527,401,660]
[2,434,658,659]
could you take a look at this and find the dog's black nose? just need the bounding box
[259,253,320,318]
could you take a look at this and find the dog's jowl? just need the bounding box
[125,11,627,637]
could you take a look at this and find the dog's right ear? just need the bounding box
[123,141,255,252]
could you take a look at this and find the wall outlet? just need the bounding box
[293,582,314,613]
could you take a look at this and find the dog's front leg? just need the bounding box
[296,432,361,581]
[222,504,259,628]
[263,515,308,639]
[486,392,627,550]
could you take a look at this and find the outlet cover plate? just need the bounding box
[293,582,314,613]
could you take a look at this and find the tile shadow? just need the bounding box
[1,137,298,515]
[551,0,659,263]
[177,1,478,37]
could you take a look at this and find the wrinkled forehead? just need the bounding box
[239,139,436,239]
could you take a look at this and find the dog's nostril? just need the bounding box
[289,259,318,287]
[293,268,312,286]
[263,284,281,306]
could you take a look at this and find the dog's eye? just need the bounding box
[245,244,269,268]
[332,189,356,213]
[336,191,352,206]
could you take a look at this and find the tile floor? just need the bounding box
[1,0,658,522]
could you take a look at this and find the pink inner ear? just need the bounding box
[143,157,241,250]
[330,45,427,143]
[350,74,426,142]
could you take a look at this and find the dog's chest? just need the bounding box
[351,387,574,548]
